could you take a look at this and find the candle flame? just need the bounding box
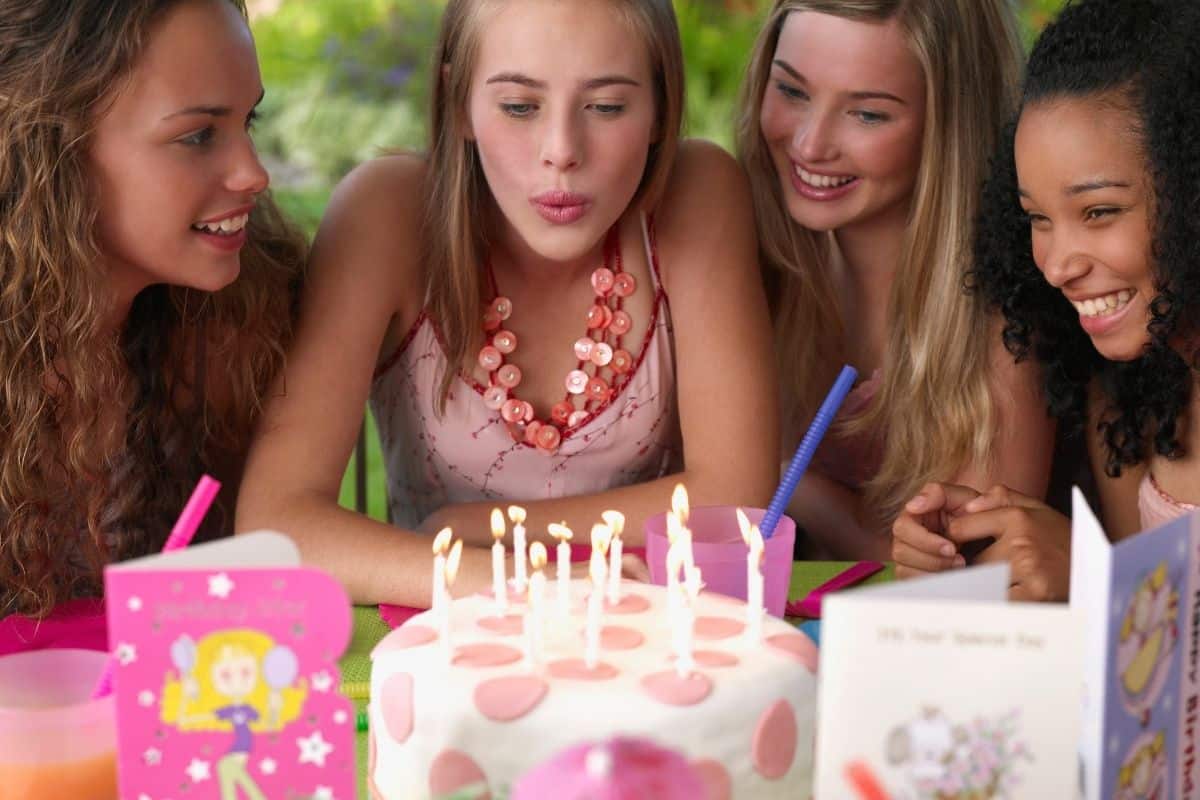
[490,508,506,541]
[736,508,753,546]
[666,511,684,545]
[670,483,690,524]
[507,505,527,525]
[590,523,612,556]
[445,539,463,585]
[547,522,573,542]
[589,547,606,584]
[600,510,625,539]
[432,527,453,555]
[529,541,548,571]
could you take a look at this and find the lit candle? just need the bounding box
[602,510,625,605]
[490,508,507,613]
[509,505,528,593]
[585,547,606,669]
[548,522,573,617]
[676,564,702,678]
[671,484,695,573]
[665,536,685,623]
[431,527,452,618]
[441,539,463,655]
[738,509,765,645]
[526,542,547,667]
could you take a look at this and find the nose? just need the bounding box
[226,133,269,196]
[1035,229,1092,288]
[792,107,839,164]
[540,109,582,171]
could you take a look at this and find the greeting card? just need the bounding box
[1071,489,1200,800]
[815,563,1084,800]
[103,531,355,800]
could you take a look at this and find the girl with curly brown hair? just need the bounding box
[0,0,305,644]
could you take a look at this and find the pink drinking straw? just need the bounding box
[90,474,221,699]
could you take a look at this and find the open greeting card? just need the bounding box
[103,531,356,800]
[1071,490,1200,800]
[815,562,1084,800]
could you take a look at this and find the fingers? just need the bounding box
[892,512,962,575]
[892,538,964,574]
[962,484,1046,514]
[621,553,651,583]
[945,507,1023,546]
[903,482,983,516]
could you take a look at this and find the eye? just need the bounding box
[1085,206,1120,221]
[179,126,215,146]
[774,81,808,102]
[1021,209,1049,227]
[852,110,889,125]
[500,103,537,118]
[588,103,625,115]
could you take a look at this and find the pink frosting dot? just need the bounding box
[600,625,645,650]
[372,624,437,656]
[452,642,523,668]
[640,670,713,706]
[752,699,798,779]
[694,616,745,640]
[474,675,549,721]
[604,593,651,614]
[379,672,415,743]
[766,632,818,673]
[672,649,740,668]
[429,749,491,799]
[692,759,733,800]
[547,658,620,681]
[477,614,524,636]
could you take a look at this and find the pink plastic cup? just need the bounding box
[0,648,119,799]
[645,506,795,617]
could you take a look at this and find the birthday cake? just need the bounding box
[367,579,817,799]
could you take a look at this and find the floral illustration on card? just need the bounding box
[1113,730,1168,800]
[1116,562,1179,726]
[160,629,309,800]
[885,707,1031,799]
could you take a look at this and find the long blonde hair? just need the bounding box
[737,0,1022,525]
[0,0,306,617]
[423,0,684,411]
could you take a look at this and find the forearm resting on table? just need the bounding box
[236,492,493,607]
[786,471,890,561]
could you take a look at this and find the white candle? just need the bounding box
[603,510,625,605]
[431,527,452,619]
[665,538,684,623]
[676,564,702,678]
[441,539,463,656]
[490,508,507,613]
[509,505,528,593]
[548,522,573,617]
[526,542,547,667]
[585,548,606,669]
[670,485,695,573]
[737,509,765,645]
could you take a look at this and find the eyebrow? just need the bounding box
[1017,179,1134,198]
[484,72,641,90]
[771,60,906,104]
[162,88,266,120]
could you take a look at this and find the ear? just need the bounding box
[886,727,911,764]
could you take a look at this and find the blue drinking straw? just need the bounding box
[760,365,859,539]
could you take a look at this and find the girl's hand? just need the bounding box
[891,482,978,578]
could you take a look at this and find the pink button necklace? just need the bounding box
[478,226,637,454]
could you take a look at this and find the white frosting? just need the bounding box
[369,579,815,799]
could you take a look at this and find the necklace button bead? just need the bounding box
[613,273,636,298]
[609,310,632,336]
[483,310,502,332]
[567,409,590,428]
[590,342,613,367]
[491,296,513,321]
[484,385,508,410]
[478,345,503,372]
[551,401,574,425]
[524,420,543,445]
[585,304,608,330]
[585,376,610,401]
[535,423,562,452]
[565,370,589,395]
[591,267,615,296]
[493,330,517,354]
[497,364,522,388]
[500,398,526,424]
[611,349,633,374]
[573,337,596,361]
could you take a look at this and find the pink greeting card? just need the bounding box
[103,531,355,800]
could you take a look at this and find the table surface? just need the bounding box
[340,560,894,798]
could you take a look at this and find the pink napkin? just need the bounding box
[785,561,884,618]
[0,598,108,656]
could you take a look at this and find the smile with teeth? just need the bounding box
[1071,289,1134,318]
[191,212,249,236]
[794,165,856,189]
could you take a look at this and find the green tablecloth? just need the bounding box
[341,561,893,798]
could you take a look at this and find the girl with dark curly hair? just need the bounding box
[0,0,306,647]
[892,0,1197,601]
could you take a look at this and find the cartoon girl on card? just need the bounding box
[1117,563,1179,726]
[1115,730,1168,800]
[160,629,308,800]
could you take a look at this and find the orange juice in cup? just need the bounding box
[0,648,118,799]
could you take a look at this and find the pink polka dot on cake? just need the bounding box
[372,624,436,655]
[477,614,524,636]
[380,672,415,742]
[692,758,732,800]
[641,670,713,706]
[474,675,549,721]
[429,749,491,800]
[547,658,619,681]
[694,616,745,640]
[671,649,739,668]
[599,625,645,650]
[752,699,797,779]
[766,632,818,673]
[452,642,523,668]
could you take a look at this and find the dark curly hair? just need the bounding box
[970,0,1200,479]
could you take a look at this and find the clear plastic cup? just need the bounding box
[645,505,796,617]
[0,648,118,799]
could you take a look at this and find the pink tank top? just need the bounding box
[370,216,682,529]
[1138,472,1197,531]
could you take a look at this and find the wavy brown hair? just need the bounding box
[0,0,306,617]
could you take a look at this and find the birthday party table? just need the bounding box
[340,560,893,798]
